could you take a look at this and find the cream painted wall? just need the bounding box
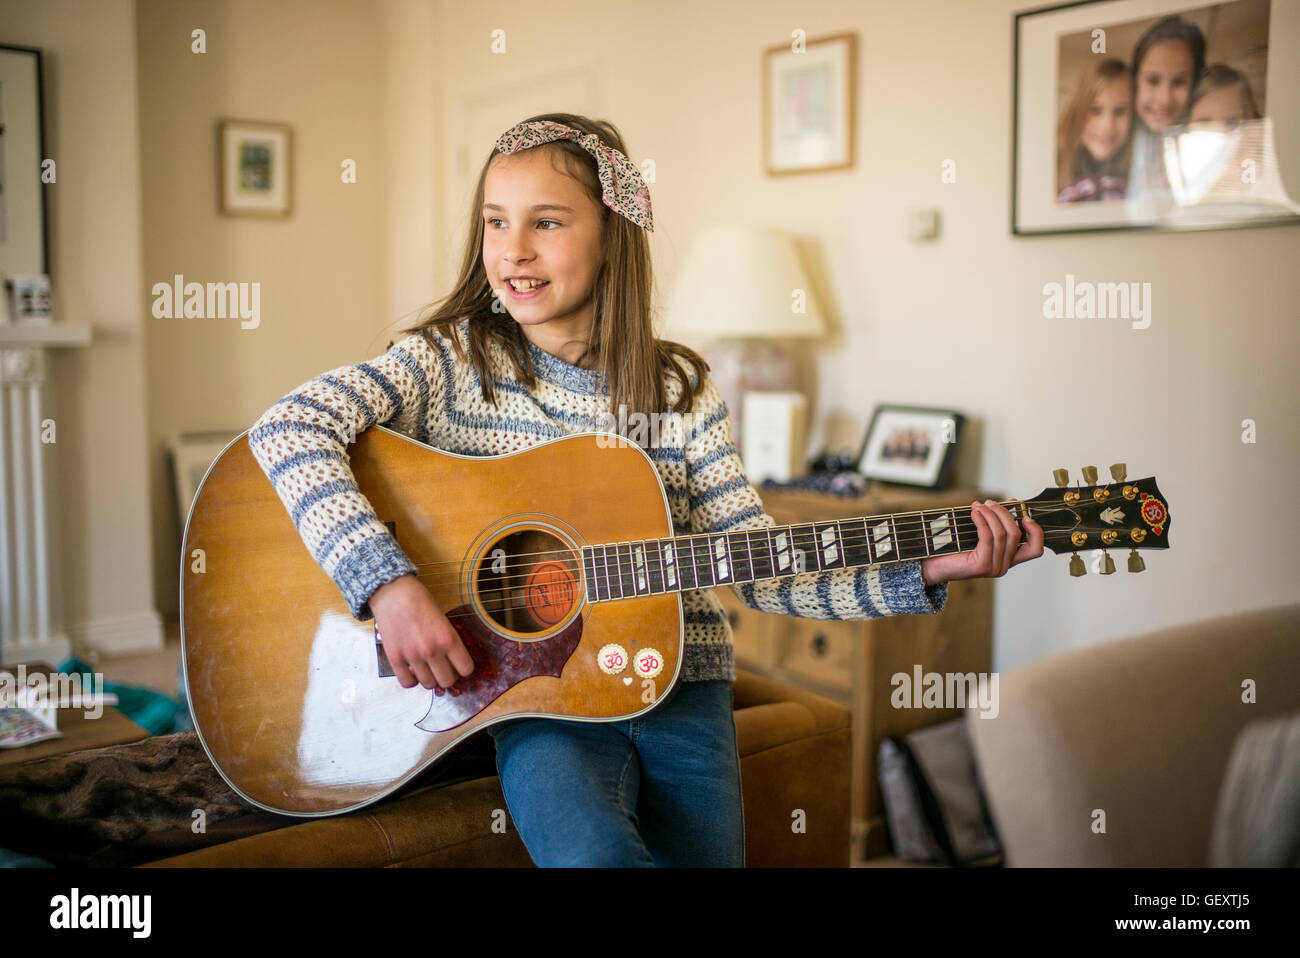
[429,0,1299,671]
[137,0,407,620]
[1,0,162,656]
[13,0,1294,670]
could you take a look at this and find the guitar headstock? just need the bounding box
[1023,464,1170,575]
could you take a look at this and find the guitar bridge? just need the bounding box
[375,627,395,678]
[375,517,398,677]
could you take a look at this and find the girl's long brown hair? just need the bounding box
[393,112,710,429]
[1056,57,1135,194]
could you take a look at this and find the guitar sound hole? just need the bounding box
[473,528,581,637]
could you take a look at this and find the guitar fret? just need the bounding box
[771,527,794,575]
[749,528,775,580]
[789,523,818,574]
[677,538,698,590]
[843,518,871,568]
[584,547,600,602]
[631,541,649,594]
[868,517,894,562]
[894,512,929,562]
[926,508,960,556]
[686,538,707,590]
[616,543,637,597]
[818,521,845,570]
[600,544,619,599]
[711,534,733,584]
[646,539,666,594]
[662,540,679,590]
[726,531,754,583]
[696,535,717,587]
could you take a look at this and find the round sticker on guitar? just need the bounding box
[597,643,628,675]
[633,648,663,679]
[1139,494,1167,535]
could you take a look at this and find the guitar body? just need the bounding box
[182,426,682,816]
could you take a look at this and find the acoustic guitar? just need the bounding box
[181,425,1171,816]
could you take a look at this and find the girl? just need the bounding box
[1189,63,1261,126]
[1056,57,1134,203]
[1125,15,1206,216]
[247,112,1043,867]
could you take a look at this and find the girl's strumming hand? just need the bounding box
[921,500,1044,587]
[369,574,476,689]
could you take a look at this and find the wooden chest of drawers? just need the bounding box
[715,485,995,862]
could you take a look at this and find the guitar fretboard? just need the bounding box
[581,502,1030,602]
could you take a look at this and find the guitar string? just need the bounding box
[396,504,1146,605]
[415,521,1034,615]
[401,508,1043,589]
[396,497,1125,578]
[399,503,1131,597]
[406,523,1130,615]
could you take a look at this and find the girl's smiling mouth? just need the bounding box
[506,277,550,297]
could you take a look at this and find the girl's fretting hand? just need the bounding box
[920,500,1045,587]
[369,574,476,689]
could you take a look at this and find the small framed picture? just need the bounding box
[6,273,52,324]
[857,405,964,489]
[219,118,292,217]
[762,31,855,175]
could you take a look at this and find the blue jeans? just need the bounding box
[487,679,745,867]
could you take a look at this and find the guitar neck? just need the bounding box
[581,500,1030,602]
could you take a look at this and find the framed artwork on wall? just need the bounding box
[1013,0,1300,235]
[763,31,856,175]
[0,45,49,278]
[219,118,292,217]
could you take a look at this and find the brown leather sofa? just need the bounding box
[965,603,1300,866]
[140,667,852,867]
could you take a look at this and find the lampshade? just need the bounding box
[661,225,827,340]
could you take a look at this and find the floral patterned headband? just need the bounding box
[494,119,654,232]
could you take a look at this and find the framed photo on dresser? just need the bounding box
[857,405,964,489]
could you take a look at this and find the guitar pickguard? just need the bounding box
[412,604,584,732]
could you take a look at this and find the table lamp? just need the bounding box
[661,225,827,459]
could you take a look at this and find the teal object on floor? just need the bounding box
[55,658,186,735]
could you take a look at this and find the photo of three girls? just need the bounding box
[1054,2,1267,210]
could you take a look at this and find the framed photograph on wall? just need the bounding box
[1013,0,1300,234]
[857,405,964,489]
[0,45,49,278]
[762,31,855,175]
[219,118,292,217]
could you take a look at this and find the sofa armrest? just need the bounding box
[966,603,1300,867]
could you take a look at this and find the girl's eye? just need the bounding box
[484,217,560,229]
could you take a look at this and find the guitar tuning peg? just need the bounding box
[1109,462,1127,482]
[1100,550,1116,575]
[1082,465,1098,485]
[1128,549,1145,573]
[1053,468,1069,488]
[1069,553,1086,577]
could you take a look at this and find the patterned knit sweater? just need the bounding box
[247,318,948,683]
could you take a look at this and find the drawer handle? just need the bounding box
[810,633,829,656]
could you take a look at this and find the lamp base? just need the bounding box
[701,339,798,459]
